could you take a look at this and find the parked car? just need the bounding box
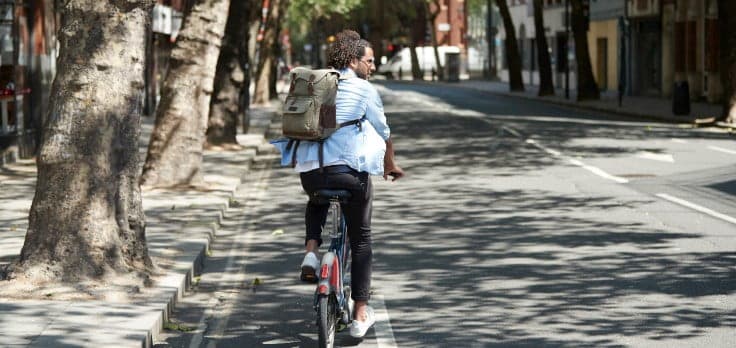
[378,46,460,79]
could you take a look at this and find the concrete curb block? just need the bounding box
[0,106,280,347]
[142,107,277,347]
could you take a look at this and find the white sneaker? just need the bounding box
[349,306,375,338]
[300,252,319,282]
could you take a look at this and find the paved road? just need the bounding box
[155,82,736,347]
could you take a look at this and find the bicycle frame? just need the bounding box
[314,198,351,322]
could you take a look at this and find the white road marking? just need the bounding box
[518,130,630,184]
[188,167,271,348]
[567,158,630,183]
[656,193,736,225]
[636,151,675,163]
[708,145,736,155]
[486,122,632,184]
[371,294,398,348]
[671,138,688,144]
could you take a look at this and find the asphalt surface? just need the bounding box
[155,81,736,347]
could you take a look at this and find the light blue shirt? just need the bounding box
[272,68,390,175]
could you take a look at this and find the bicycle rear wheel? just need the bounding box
[317,294,338,348]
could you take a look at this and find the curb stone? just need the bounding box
[0,106,280,347]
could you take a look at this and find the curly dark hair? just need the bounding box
[327,30,372,69]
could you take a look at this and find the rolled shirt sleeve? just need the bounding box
[364,85,390,141]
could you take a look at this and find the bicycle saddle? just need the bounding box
[310,189,352,204]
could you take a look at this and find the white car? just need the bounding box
[378,46,460,79]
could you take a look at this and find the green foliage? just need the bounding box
[288,0,364,23]
[164,321,195,332]
[466,0,486,14]
[286,0,365,63]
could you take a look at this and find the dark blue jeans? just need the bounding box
[300,166,373,302]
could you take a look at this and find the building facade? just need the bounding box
[666,0,720,102]
[0,0,56,164]
[487,0,577,90]
[588,0,624,92]
[433,0,467,48]
[473,0,722,104]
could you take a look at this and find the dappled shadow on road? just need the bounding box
[372,183,735,346]
[228,158,736,346]
[358,103,736,346]
[386,111,557,177]
[193,87,736,347]
[380,82,734,163]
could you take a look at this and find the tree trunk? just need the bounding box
[207,0,252,146]
[396,0,423,80]
[140,0,230,187]
[486,0,497,79]
[427,0,444,81]
[718,0,736,123]
[268,0,289,100]
[252,0,286,105]
[570,0,599,101]
[533,0,554,96]
[410,42,422,79]
[10,0,153,283]
[496,0,524,91]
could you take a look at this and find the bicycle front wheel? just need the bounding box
[317,294,338,348]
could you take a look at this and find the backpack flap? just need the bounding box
[282,67,340,141]
[288,68,339,95]
[282,96,320,139]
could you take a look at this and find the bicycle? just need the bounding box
[310,189,354,348]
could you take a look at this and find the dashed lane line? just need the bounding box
[522,137,629,184]
[708,145,736,155]
[188,165,271,348]
[567,158,630,183]
[500,122,735,226]
[656,193,736,225]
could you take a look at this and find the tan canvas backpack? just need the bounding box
[281,67,362,168]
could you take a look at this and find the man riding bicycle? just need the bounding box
[276,29,404,338]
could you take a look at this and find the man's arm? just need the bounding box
[383,138,404,181]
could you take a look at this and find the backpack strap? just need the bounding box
[287,139,300,168]
[338,117,362,130]
[318,140,325,172]
[286,108,365,171]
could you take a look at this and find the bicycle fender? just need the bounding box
[317,252,340,295]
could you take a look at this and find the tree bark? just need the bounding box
[393,0,423,80]
[252,0,287,105]
[486,0,498,79]
[141,0,230,187]
[496,0,524,91]
[427,0,444,81]
[533,0,554,96]
[570,0,599,101]
[10,0,153,283]
[718,0,736,123]
[206,0,253,145]
[270,0,290,100]
[410,42,423,79]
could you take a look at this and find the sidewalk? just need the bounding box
[398,78,731,127]
[0,105,281,347]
